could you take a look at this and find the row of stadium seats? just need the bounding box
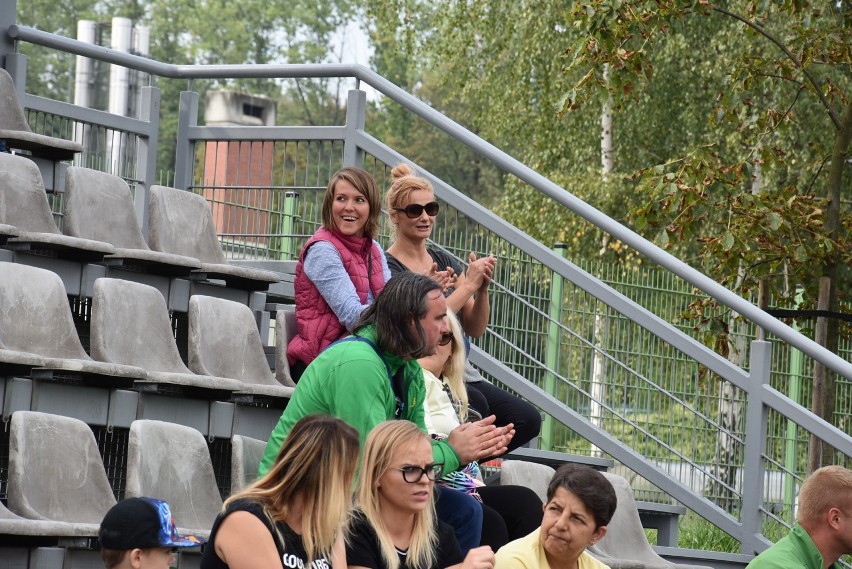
[0,261,293,463]
[0,152,280,291]
[3,410,266,551]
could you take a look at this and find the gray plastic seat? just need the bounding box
[589,472,712,569]
[188,295,294,401]
[7,411,115,536]
[231,434,267,494]
[91,277,244,397]
[274,307,298,388]
[499,459,555,502]
[147,184,281,290]
[0,262,146,383]
[0,68,83,160]
[0,499,80,538]
[0,222,18,246]
[0,153,115,261]
[63,166,202,275]
[126,419,222,535]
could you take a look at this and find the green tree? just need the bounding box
[566,1,851,468]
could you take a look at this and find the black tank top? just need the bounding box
[201,498,332,569]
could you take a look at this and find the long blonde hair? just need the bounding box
[224,414,359,565]
[356,421,437,569]
[442,311,469,422]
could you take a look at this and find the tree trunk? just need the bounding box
[589,65,613,456]
[807,98,851,472]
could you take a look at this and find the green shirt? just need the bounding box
[746,524,841,569]
[258,325,461,476]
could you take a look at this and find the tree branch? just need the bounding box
[711,5,842,130]
[294,79,316,126]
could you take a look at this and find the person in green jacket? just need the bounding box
[259,271,515,554]
[746,465,852,569]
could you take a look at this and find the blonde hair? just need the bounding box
[385,164,434,240]
[224,415,359,566]
[321,167,382,241]
[797,465,852,525]
[442,311,470,422]
[356,421,437,569]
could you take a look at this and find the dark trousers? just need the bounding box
[466,381,542,454]
[478,485,544,550]
[435,485,483,555]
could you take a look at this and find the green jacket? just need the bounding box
[746,524,841,569]
[258,325,461,476]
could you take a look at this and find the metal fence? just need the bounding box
[6,12,851,556]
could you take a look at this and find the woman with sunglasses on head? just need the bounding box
[385,163,541,454]
[288,167,392,381]
[201,414,359,569]
[419,312,543,551]
[348,420,496,569]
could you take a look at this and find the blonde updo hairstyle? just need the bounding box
[385,163,435,239]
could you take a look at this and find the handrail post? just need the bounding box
[741,339,772,554]
[0,0,17,68]
[4,51,26,99]
[541,242,567,450]
[174,90,199,190]
[135,85,159,238]
[343,89,366,168]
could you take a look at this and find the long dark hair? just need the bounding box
[353,271,442,358]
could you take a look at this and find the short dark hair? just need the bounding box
[100,548,127,569]
[547,464,617,529]
[354,272,442,359]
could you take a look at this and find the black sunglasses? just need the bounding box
[393,201,440,219]
[438,332,453,346]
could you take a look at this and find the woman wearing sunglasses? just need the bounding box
[385,163,541,454]
[347,420,495,569]
[420,311,543,551]
[287,167,392,381]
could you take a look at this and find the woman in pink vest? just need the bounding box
[288,167,392,380]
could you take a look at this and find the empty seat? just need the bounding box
[147,185,281,290]
[499,460,554,502]
[63,166,202,276]
[188,295,294,402]
[91,278,244,398]
[274,307,298,388]
[126,419,222,534]
[0,153,115,261]
[590,472,712,569]
[230,434,266,494]
[0,262,145,384]
[0,500,81,539]
[7,411,115,535]
[0,68,83,160]
[0,222,18,246]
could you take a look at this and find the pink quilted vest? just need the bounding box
[287,228,385,366]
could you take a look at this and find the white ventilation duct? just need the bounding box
[74,20,96,108]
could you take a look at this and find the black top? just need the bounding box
[201,498,332,569]
[385,249,462,285]
[345,510,463,569]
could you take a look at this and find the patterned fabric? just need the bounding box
[142,497,204,547]
[431,434,483,502]
[288,227,386,366]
